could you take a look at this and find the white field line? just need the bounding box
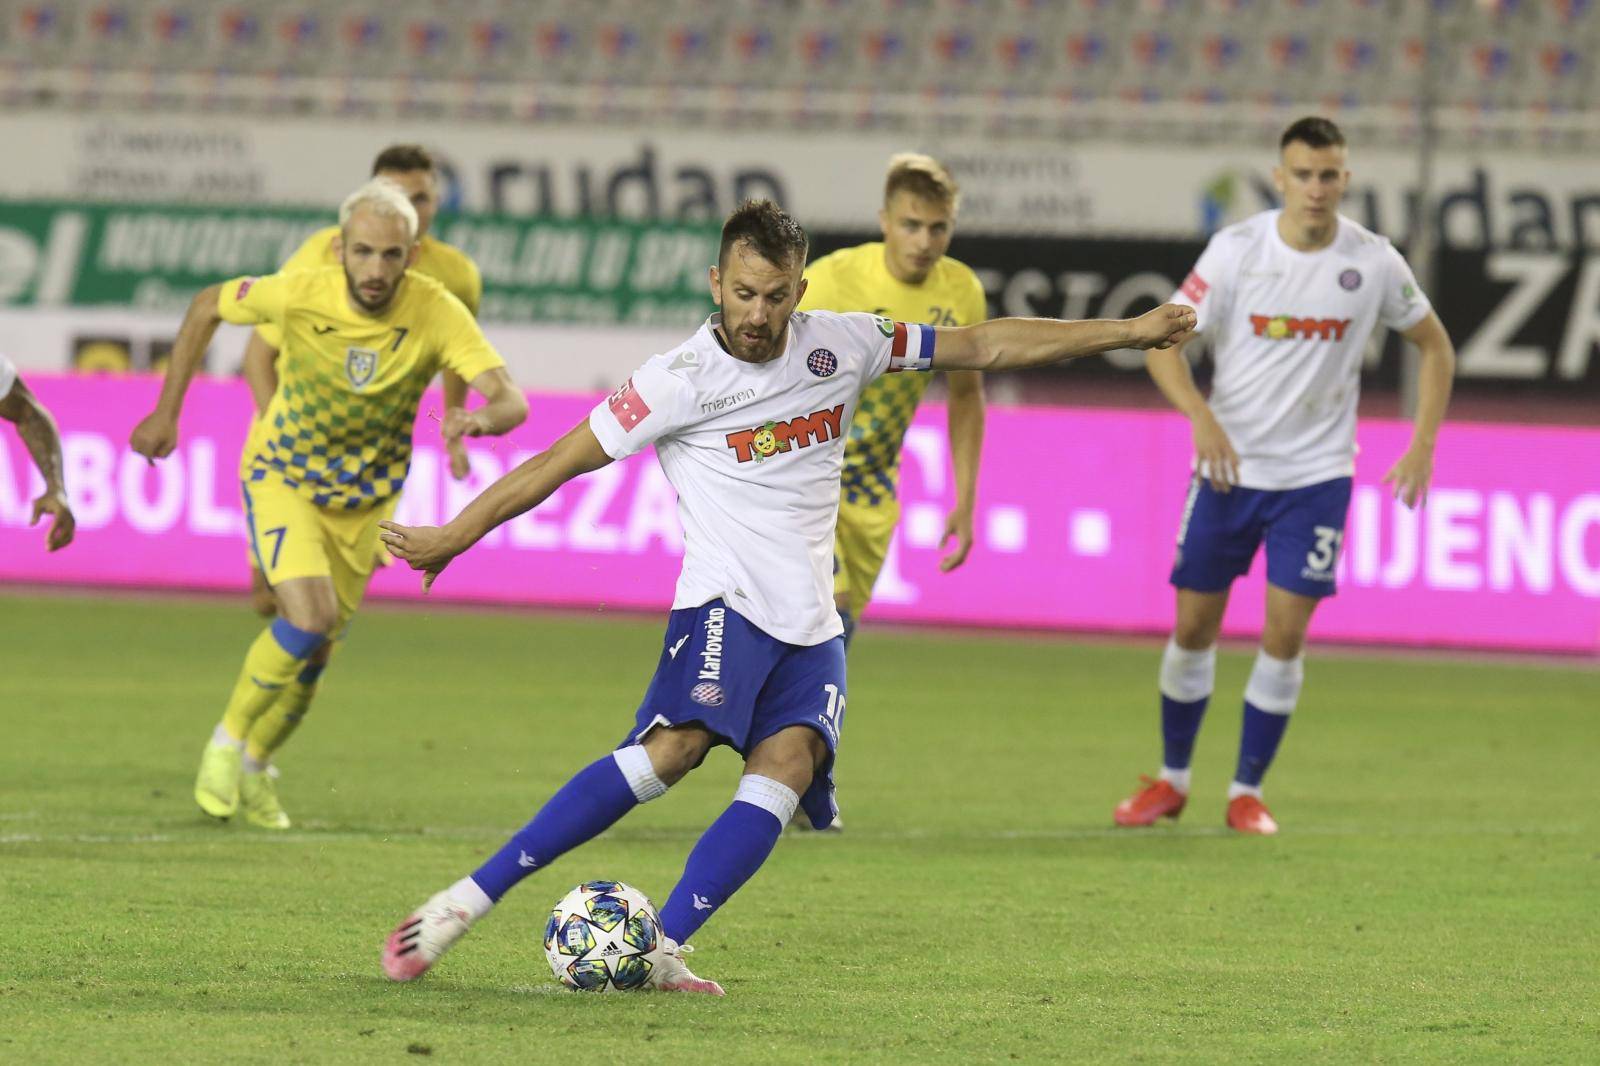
[0,823,1586,846]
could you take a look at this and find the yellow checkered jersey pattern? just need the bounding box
[798,242,987,505]
[254,228,483,347]
[219,267,504,511]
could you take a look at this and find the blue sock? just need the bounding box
[1235,702,1291,787]
[471,754,643,902]
[1161,695,1209,770]
[658,779,792,944]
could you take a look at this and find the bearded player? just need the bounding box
[1113,117,1456,835]
[130,179,527,830]
[242,144,483,618]
[376,200,1194,993]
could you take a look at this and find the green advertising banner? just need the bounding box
[0,200,718,326]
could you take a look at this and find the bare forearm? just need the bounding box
[443,370,469,413]
[475,388,529,435]
[1145,344,1210,420]
[947,376,984,509]
[17,403,66,494]
[1410,340,1455,449]
[967,317,1135,371]
[443,424,599,547]
[156,285,225,416]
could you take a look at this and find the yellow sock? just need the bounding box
[220,619,328,742]
[246,679,317,762]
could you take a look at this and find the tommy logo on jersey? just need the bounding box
[345,346,378,388]
[1180,270,1210,303]
[725,404,845,463]
[877,317,936,373]
[607,377,651,431]
[1249,315,1352,341]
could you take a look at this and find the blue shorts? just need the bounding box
[625,599,846,830]
[1170,476,1352,598]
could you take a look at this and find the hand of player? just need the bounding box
[1128,304,1198,351]
[1192,409,1240,492]
[446,437,472,481]
[441,407,491,442]
[939,505,975,572]
[1383,445,1434,509]
[31,491,75,551]
[129,412,179,465]
[377,520,462,592]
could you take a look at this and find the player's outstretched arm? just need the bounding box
[130,282,226,463]
[441,370,473,480]
[1383,311,1456,509]
[440,367,528,445]
[932,305,1196,373]
[379,418,610,589]
[0,374,75,550]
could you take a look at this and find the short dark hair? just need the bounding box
[1280,116,1346,151]
[719,199,808,271]
[371,144,435,175]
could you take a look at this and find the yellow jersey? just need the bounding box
[798,242,987,505]
[219,267,504,511]
[254,227,483,348]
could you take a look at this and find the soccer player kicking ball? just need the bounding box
[378,200,1195,993]
[130,179,527,830]
[0,354,75,551]
[1113,117,1456,835]
[241,144,484,619]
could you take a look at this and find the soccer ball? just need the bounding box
[542,880,664,991]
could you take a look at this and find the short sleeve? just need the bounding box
[1378,245,1432,332]
[0,353,17,400]
[218,273,291,329]
[588,358,696,460]
[431,292,504,382]
[959,270,988,326]
[824,311,937,382]
[255,228,335,347]
[459,258,483,318]
[1172,234,1236,335]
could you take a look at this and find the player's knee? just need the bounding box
[1173,618,1219,650]
[281,603,340,637]
[639,725,712,786]
[745,728,826,796]
[1160,640,1216,702]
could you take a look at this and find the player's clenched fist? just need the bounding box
[1129,304,1198,350]
[129,412,179,464]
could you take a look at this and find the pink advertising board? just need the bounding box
[1,374,1597,654]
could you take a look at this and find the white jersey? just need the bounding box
[0,353,16,401]
[588,310,937,646]
[1174,209,1432,490]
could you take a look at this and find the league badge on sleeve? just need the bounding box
[608,377,652,431]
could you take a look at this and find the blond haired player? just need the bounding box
[796,154,986,828]
[130,180,527,829]
[242,144,483,617]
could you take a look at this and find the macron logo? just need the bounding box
[692,894,714,911]
[668,635,689,659]
[517,851,539,869]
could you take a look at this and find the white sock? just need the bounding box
[241,752,267,774]
[448,876,495,922]
[733,774,800,825]
[1228,782,1263,800]
[612,744,668,802]
[212,723,244,750]
[1159,767,1192,794]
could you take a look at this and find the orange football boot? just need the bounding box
[1113,775,1187,826]
[1225,794,1279,835]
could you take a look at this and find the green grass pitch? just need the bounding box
[1,591,1595,1064]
